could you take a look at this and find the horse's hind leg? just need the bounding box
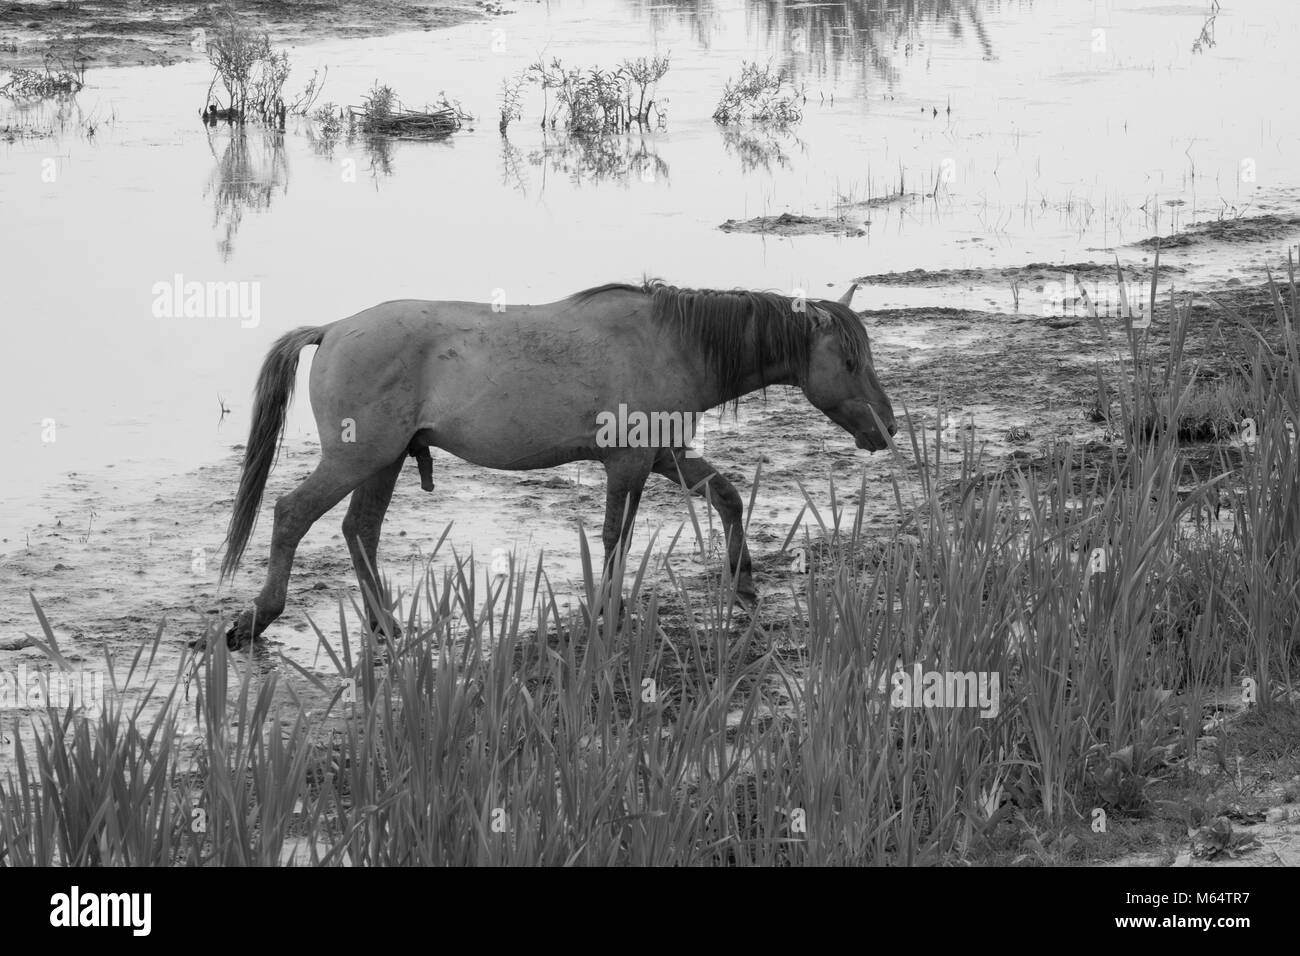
[227,458,380,648]
[653,449,756,606]
[342,454,405,638]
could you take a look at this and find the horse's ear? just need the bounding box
[837,282,860,307]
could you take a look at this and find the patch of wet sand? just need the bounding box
[854,261,1185,288]
[1134,213,1300,250]
[719,212,867,238]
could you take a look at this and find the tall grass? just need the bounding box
[1,275,1296,866]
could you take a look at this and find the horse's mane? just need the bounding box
[569,279,871,406]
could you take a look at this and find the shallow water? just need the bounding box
[1,0,1298,617]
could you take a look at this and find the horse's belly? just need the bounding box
[433,429,596,470]
[414,332,676,470]
[421,403,601,470]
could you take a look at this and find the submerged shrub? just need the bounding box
[0,63,85,100]
[713,61,804,126]
[525,55,669,134]
[201,3,292,125]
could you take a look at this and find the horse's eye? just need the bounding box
[844,358,857,373]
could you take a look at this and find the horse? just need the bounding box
[218,279,896,648]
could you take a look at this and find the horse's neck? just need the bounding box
[734,366,798,400]
[710,343,799,407]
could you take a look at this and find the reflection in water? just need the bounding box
[625,0,998,86]
[203,126,288,260]
[1192,2,1220,54]
[0,94,105,141]
[303,109,419,184]
[303,119,340,158]
[501,131,669,194]
[718,123,805,173]
[359,133,395,180]
[500,137,528,193]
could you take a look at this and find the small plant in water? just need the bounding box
[713,61,804,126]
[201,3,295,126]
[498,72,525,135]
[525,55,669,134]
[288,66,328,116]
[313,102,344,138]
[0,45,88,100]
[203,4,265,121]
[621,54,670,127]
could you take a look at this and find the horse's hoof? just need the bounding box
[596,602,627,622]
[366,620,400,644]
[734,584,759,610]
[221,610,257,651]
[189,617,251,651]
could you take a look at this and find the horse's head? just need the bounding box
[801,283,895,452]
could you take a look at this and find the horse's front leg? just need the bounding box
[598,451,653,612]
[653,449,757,607]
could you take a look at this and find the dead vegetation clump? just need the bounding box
[0,66,84,99]
[1,44,88,101]
[347,82,472,138]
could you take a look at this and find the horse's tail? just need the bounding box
[220,325,327,582]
